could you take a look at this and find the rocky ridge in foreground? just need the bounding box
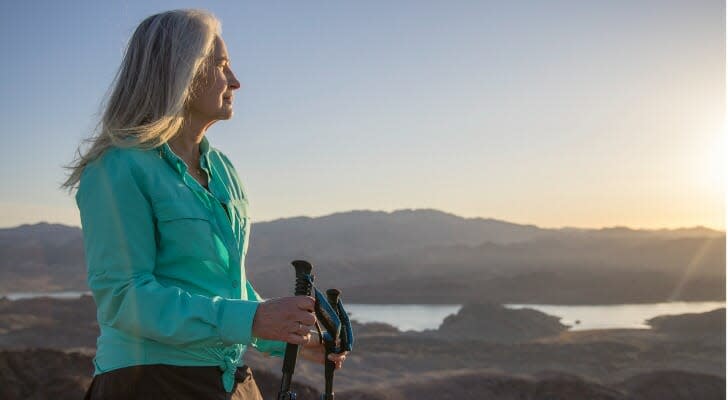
[1,348,724,400]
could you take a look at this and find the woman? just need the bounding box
[61,9,346,399]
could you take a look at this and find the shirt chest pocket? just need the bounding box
[154,201,215,259]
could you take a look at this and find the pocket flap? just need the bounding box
[155,201,211,222]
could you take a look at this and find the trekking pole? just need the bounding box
[322,289,341,400]
[277,260,314,400]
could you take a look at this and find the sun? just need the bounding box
[694,125,725,198]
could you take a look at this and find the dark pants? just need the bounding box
[83,364,263,400]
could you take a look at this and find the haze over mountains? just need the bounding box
[0,209,724,304]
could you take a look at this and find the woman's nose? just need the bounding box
[228,70,241,90]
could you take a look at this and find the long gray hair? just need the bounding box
[60,9,221,192]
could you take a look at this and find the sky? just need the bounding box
[0,0,724,230]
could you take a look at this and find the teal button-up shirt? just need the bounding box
[75,136,286,392]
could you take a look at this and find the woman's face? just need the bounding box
[187,35,240,122]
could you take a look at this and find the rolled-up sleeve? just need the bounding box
[245,280,287,357]
[76,152,260,348]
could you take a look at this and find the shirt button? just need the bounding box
[232,280,239,288]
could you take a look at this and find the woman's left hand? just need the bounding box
[298,332,349,369]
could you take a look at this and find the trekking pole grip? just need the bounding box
[277,260,314,400]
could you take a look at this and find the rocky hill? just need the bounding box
[431,302,569,342]
[647,307,725,334]
[617,370,726,400]
[0,295,98,350]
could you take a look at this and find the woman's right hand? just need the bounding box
[251,296,317,345]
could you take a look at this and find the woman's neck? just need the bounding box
[168,115,214,165]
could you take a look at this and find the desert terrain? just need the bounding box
[0,296,723,399]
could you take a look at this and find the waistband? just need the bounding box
[86,364,254,398]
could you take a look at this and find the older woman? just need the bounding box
[61,9,346,399]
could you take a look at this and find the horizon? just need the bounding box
[3,207,725,233]
[0,1,725,231]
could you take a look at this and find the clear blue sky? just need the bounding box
[0,0,724,230]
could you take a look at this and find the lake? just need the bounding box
[505,302,726,331]
[2,291,724,332]
[347,301,725,332]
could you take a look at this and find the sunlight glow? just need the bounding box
[667,237,719,302]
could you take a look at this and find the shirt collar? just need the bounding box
[199,135,211,159]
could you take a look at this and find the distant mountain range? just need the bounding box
[1,209,724,304]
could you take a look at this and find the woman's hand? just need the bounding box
[299,331,349,369]
[251,296,316,345]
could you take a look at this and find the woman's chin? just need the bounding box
[217,108,234,119]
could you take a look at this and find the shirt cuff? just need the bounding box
[218,298,260,346]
